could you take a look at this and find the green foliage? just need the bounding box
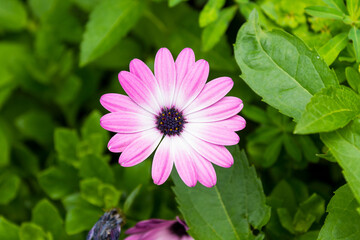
[0,0,27,31]
[19,223,52,240]
[0,217,19,240]
[173,146,271,239]
[0,173,21,205]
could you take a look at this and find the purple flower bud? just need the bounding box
[87,208,123,240]
[124,217,193,240]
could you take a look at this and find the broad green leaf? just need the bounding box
[323,0,347,13]
[79,155,114,184]
[38,164,79,199]
[199,0,225,27]
[173,146,271,240]
[202,6,237,51]
[0,0,27,31]
[305,6,345,20]
[321,119,360,204]
[0,126,9,168]
[19,223,52,240]
[318,32,348,65]
[295,86,360,134]
[0,217,19,240]
[32,199,68,240]
[317,184,360,240]
[0,173,20,204]
[345,66,360,92]
[234,10,338,121]
[349,27,360,62]
[80,0,145,66]
[54,128,79,164]
[346,0,360,20]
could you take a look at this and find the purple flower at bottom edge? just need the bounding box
[87,208,123,240]
[125,217,193,240]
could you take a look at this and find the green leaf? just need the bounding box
[349,27,360,62]
[168,0,185,7]
[123,185,142,214]
[323,0,348,13]
[321,119,360,204]
[346,0,360,20]
[0,173,20,205]
[317,184,360,240]
[295,86,360,134]
[54,128,79,164]
[79,155,114,184]
[19,223,52,240]
[0,0,27,31]
[173,146,271,239]
[80,0,145,66]
[0,217,19,240]
[199,0,225,27]
[263,135,283,167]
[32,199,68,240]
[305,6,345,20]
[345,66,360,92]
[234,10,338,121]
[318,32,348,66]
[298,136,319,163]
[0,126,10,168]
[202,6,237,51]
[38,164,79,200]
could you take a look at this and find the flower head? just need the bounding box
[100,48,245,187]
[87,208,123,240]
[125,217,193,240]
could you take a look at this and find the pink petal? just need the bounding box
[173,137,197,187]
[218,115,246,131]
[191,151,216,187]
[186,97,243,123]
[118,71,161,114]
[100,112,154,133]
[119,128,162,167]
[185,122,239,146]
[124,235,141,240]
[100,93,143,113]
[176,60,209,110]
[152,136,174,185]
[155,48,176,106]
[107,132,143,153]
[184,77,233,115]
[129,59,163,106]
[182,131,234,168]
[140,227,175,240]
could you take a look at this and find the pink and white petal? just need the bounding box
[152,136,174,185]
[176,60,209,110]
[129,59,163,106]
[181,236,194,240]
[118,71,161,114]
[100,112,155,133]
[185,122,239,146]
[191,151,216,187]
[124,235,141,240]
[119,128,162,167]
[217,115,246,131]
[182,131,233,168]
[173,136,197,187]
[186,97,243,123]
[184,77,233,115]
[140,227,175,240]
[107,132,144,153]
[154,48,176,106]
[100,93,138,113]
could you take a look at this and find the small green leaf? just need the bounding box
[305,6,345,20]
[0,173,21,205]
[349,27,360,62]
[298,136,319,163]
[54,128,79,164]
[123,185,142,214]
[0,126,10,168]
[321,119,360,204]
[199,0,225,27]
[80,0,145,66]
[295,86,360,134]
[0,217,19,240]
[202,5,237,51]
[32,199,68,240]
[19,223,52,240]
[323,0,348,13]
[345,66,360,92]
[346,0,360,20]
[168,0,185,7]
[283,134,302,162]
[318,32,348,66]
[317,184,360,240]
[79,155,114,184]
[263,136,283,167]
[38,164,79,200]
[173,146,270,239]
[234,10,338,121]
[0,0,27,31]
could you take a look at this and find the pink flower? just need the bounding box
[100,48,245,187]
[124,217,193,240]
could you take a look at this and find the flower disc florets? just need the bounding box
[156,107,185,136]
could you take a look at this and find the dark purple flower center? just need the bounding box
[156,107,185,136]
[169,221,189,237]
